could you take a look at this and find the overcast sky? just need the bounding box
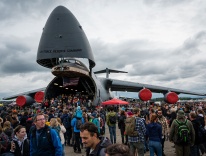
[0,0,206,99]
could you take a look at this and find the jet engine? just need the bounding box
[34,91,45,103]
[138,88,152,101]
[16,95,35,107]
[164,92,179,104]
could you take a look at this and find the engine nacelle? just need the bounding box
[138,88,152,101]
[164,92,179,104]
[34,91,45,103]
[16,95,35,107]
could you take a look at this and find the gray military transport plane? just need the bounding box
[3,6,206,107]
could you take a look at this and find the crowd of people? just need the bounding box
[0,94,206,156]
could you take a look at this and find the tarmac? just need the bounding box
[65,125,176,156]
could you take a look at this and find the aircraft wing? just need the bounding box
[106,78,205,96]
[2,87,46,100]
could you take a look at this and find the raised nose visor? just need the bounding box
[51,61,90,77]
[36,5,95,69]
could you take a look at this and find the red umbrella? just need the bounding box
[101,98,129,106]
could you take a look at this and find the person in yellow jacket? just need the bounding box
[106,106,117,144]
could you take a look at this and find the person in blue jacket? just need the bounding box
[71,110,85,153]
[90,112,100,134]
[30,113,62,156]
[146,114,162,156]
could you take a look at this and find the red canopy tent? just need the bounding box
[101,98,129,106]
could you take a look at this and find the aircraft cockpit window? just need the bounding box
[75,60,81,65]
[68,59,76,63]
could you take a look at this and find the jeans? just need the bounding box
[149,140,162,156]
[108,126,116,144]
[130,142,145,156]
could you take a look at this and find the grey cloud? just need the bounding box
[92,38,164,71]
[128,61,170,76]
[174,31,206,55]
[0,0,64,22]
[91,30,206,88]
[0,37,48,76]
[143,0,191,7]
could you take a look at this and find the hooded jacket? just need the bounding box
[75,106,82,118]
[86,137,112,156]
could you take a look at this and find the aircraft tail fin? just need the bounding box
[94,68,127,78]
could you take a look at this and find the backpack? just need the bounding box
[175,119,190,145]
[63,115,71,129]
[125,117,138,137]
[109,115,116,124]
[76,118,83,130]
[196,122,206,143]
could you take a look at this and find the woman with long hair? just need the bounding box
[118,110,126,144]
[50,118,65,156]
[56,118,66,156]
[3,121,13,141]
[146,114,162,156]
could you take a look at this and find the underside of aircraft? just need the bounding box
[3,6,205,107]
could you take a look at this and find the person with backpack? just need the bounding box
[98,114,105,136]
[71,109,85,153]
[169,110,195,156]
[90,113,100,133]
[106,106,117,144]
[128,108,146,156]
[146,114,162,156]
[118,110,126,144]
[30,113,62,156]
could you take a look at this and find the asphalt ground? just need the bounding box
[65,125,176,156]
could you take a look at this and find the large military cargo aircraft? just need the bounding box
[3,6,205,107]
